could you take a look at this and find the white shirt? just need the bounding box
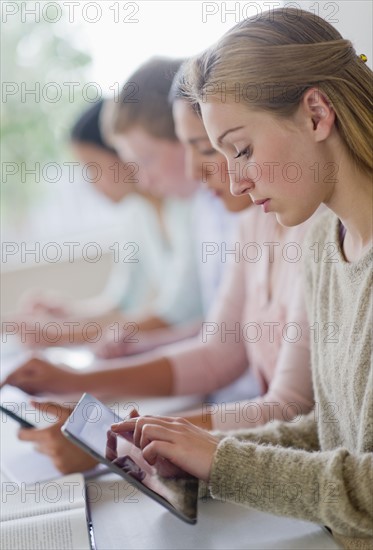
[103,193,203,325]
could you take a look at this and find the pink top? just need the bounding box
[164,206,316,430]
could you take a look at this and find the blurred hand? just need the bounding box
[111,415,219,482]
[94,329,140,359]
[94,338,134,359]
[14,289,74,348]
[18,401,97,474]
[0,357,81,395]
[19,289,72,318]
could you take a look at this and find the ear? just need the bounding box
[302,88,335,142]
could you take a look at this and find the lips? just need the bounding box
[253,198,271,213]
[254,199,270,206]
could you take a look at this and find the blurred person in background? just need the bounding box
[17,59,204,346]
[3,65,316,474]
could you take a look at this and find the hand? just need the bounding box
[0,357,82,395]
[18,402,98,474]
[94,330,140,359]
[17,318,67,349]
[111,415,219,482]
[19,289,72,318]
[16,290,73,347]
[94,337,133,359]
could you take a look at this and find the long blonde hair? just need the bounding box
[185,8,372,175]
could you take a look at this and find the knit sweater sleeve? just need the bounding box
[212,410,320,451]
[208,436,373,539]
[198,412,320,500]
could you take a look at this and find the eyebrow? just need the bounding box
[188,136,211,145]
[217,126,244,146]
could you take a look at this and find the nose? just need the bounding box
[228,160,255,197]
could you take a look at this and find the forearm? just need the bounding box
[182,408,213,430]
[183,405,319,446]
[130,316,169,332]
[76,356,174,398]
[213,412,320,451]
[167,340,247,396]
[209,437,373,538]
[40,309,126,346]
[209,391,314,432]
[122,321,201,355]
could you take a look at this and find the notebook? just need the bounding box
[0,473,95,550]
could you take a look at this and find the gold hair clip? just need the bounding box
[359,53,368,63]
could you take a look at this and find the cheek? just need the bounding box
[165,155,185,180]
[242,160,263,184]
[254,150,305,191]
[209,162,226,188]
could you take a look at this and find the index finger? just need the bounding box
[111,414,178,432]
[18,426,50,442]
[111,418,137,432]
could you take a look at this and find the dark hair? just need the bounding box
[112,57,184,140]
[71,100,116,153]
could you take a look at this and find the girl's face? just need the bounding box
[200,98,335,226]
[113,127,199,199]
[173,100,252,213]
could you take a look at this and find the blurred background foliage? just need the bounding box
[1,1,92,226]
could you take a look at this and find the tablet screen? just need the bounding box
[62,393,198,524]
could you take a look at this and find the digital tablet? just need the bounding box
[0,404,35,429]
[62,393,198,524]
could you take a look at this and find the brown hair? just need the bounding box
[112,57,184,141]
[184,8,372,174]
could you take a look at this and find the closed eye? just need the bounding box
[234,146,253,160]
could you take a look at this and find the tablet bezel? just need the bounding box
[0,403,35,429]
[61,393,198,525]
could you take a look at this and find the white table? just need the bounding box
[0,420,341,550]
[86,472,341,550]
[0,343,342,549]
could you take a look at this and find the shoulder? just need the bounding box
[302,209,339,308]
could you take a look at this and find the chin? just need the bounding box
[225,203,250,213]
[223,200,238,213]
[275,210,313,228]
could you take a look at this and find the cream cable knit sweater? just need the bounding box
[207,211,373,550]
